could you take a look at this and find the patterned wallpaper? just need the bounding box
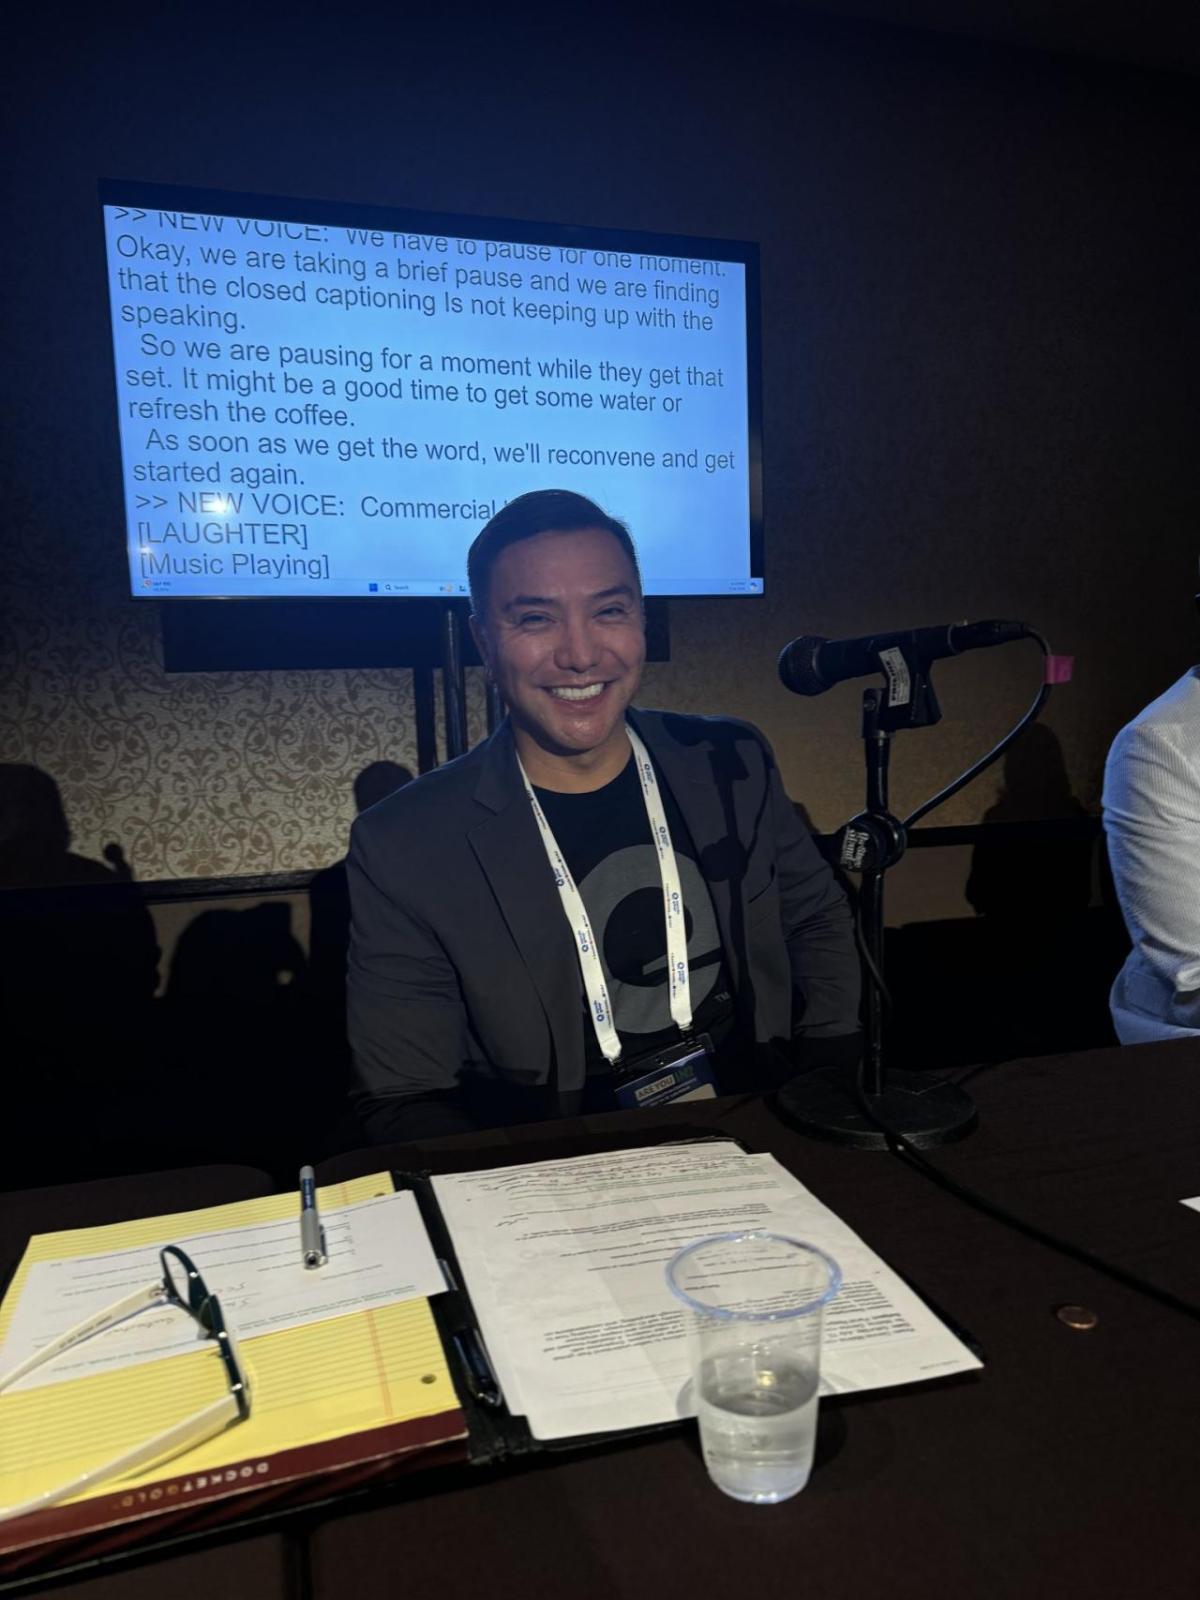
[0,570,491,881]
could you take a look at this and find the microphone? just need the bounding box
[778,619,1030,697]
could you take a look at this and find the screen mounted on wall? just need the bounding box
[100,182,763,601]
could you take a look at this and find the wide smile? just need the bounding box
[543,682,612,704]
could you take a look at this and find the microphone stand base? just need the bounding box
[775,1065,978,1150]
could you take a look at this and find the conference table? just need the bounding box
[4,1038,1200,1598]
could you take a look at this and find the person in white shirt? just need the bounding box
[1103,666,1200,1042]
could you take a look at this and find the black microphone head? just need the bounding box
[778,636,832,696]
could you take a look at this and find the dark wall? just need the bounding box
[3,2,1198,881]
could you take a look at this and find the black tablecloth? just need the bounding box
[309,1038,1200,1600]
[30,1535,299,1600]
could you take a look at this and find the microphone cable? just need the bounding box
[902,627,1053,830]
[852,902,893,1015]
[841,629,1057,1041]
[851,1081,1200,1326]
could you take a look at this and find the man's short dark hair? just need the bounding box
[468,489,641,618]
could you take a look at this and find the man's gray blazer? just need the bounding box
[347,708,860,1136]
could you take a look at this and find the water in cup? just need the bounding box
[696,1352,819,1504]
[667,1230,839,1504]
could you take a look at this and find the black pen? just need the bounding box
[452,1329,502,1407]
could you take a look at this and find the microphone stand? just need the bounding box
[778,661,978,1148]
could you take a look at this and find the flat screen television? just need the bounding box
[99,181,763,603]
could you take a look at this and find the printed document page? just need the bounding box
[433,1142,981,1441]
[0,1190,444,1391]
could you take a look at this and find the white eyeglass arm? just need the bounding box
[0,1281,166,1394]
[0,1391,240,1525]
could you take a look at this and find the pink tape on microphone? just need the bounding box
[1044,655,1074,684]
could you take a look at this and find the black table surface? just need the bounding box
[5,1041,1200,1598]
[29,1535,300,1600]
[311,1038,1200,1600]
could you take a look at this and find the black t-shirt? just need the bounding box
[532,753,740,1098]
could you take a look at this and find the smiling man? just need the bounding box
[346,490,861,1144]
[475,513,645,792]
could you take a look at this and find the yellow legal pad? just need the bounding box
[0,1175,457,1512]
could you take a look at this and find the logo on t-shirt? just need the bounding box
[576,846,721,1039]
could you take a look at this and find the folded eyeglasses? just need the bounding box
[0,1245,250,1524]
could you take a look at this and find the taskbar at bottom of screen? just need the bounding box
[132,578,763,598]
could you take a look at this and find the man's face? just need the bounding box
[473,527,646,772]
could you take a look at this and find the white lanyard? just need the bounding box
[517,723,693,1065]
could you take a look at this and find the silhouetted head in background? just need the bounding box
[0,764,71,884]
[167,901,304,1004]
[988,723,1083,821]
[966,723,1091,918]
[353,760,414,814]
[0,764,138,888]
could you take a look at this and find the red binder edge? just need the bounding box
[0,1405,468,1577]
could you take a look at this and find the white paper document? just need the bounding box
[433,1141,982,1441]
[0,1190,444,1392]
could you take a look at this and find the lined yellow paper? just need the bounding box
[0,1176,457,1511]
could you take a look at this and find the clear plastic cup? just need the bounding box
[666,1231,841,1504]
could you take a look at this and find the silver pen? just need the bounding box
[299,1165,327,1268]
